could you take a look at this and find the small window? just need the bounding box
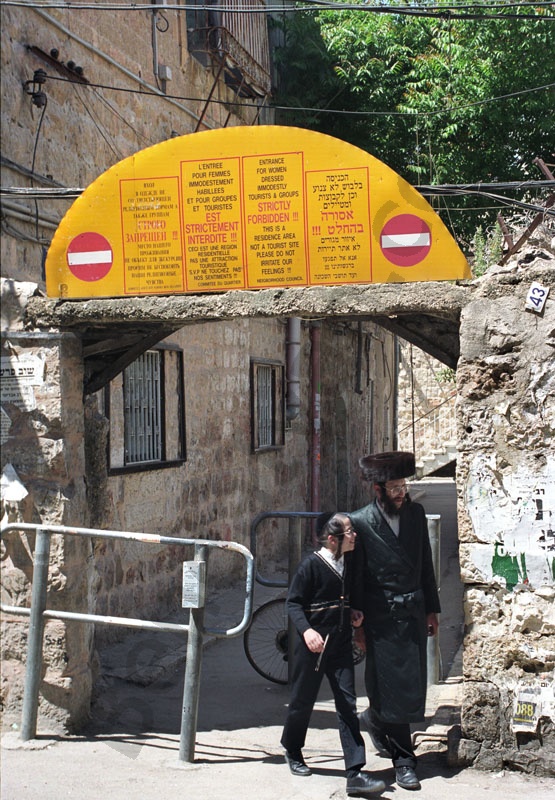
[250,359,285,452]
[106,346,185,473]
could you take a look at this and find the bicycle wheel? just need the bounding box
[243,598,289,685]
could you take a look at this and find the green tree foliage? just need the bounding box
[272,1,554,247]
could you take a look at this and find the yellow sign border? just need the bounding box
[45,126,470,298]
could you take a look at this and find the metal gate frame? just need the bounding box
[0,521,254,762]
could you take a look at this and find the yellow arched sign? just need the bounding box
[45,126,470,298]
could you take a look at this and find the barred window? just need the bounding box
[250,359,284,452]
[124,351,162,464]
[106,346,185,472]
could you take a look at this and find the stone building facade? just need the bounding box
[1,1,554,779]
[1,3,395,730]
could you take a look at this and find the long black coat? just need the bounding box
[349,499,441,724]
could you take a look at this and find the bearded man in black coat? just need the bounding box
[349,451,441,791]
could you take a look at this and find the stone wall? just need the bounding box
[1,331,95,731]
[0,1,275,731]
[85,316,393,648]
[1,303,393,728]
[454,250,555,776]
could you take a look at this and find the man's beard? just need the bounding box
[381,492,408,517]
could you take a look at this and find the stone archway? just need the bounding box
[19,242,555,775]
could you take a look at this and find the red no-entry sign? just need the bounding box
[380,214,431,267]
[67,232,113,281]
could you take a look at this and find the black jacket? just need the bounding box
[287,550,355,651]
[349,499,441,723]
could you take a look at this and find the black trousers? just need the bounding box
[368,707,416,769]
[281,634,366,772]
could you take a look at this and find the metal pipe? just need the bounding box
[0,522,254,638]
[20,527,51,741]
[426,514,441,685]
[287,516,302,684]
[1,605,190,633]
[0,521,253,759]
[286,317,301,420]
[249,510,320,587]
[180,544,208,762]
[310,323,321,547]
[1,199,60,229]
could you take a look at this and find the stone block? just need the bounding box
[462,682,501,741]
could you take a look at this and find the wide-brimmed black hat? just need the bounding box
[359,451,415,483]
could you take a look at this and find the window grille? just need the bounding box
[250,359,284,451]
[124,351,162,464]
[186,0,271,96]
[257,364,273,447]
[106,346,185,473]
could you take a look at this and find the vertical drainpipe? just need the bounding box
[393,336,400,451]
[286,317,301,421]
[310,322,321,546]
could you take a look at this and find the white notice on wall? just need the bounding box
[0,407,12,446]
[512,680,554,733]
[525,281,549,313]
[0,355,44,411]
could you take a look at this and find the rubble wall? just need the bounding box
[1,331,94,732]
[455,252,555,776]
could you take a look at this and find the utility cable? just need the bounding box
[30,97,48,241]
[40,72,555,118]
[1,1,554,21]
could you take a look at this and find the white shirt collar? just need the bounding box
[318,546,344,575]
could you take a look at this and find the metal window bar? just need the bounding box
[0,521,254,762]
[257,364,273,447]
[124,351,162,464]
[187,0,271,96]
[219,0,271,91]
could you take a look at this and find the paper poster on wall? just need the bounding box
[45,127,470,299]
[465,454,555,588]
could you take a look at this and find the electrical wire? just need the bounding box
[2,183,553,217]
[72,84,123,160]
[40,72,555,119]
[1,0,554,20]
[30,97,48,241]
[87,86,158,149]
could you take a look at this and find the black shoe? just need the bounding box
[284,751,311,776]
[395,765,421,790]
[358,710,391,757]
[346,771,386,796]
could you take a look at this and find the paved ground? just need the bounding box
[1,579,553,800]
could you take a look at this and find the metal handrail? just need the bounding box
[250,510,321,587]
[0,521,254,761]
[398,390,457,435]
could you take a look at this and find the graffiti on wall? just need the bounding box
[466,454,555,589]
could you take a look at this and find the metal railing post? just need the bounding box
[21,527,51,741]
[179,543,208,762]
[426,514,441,685]
[287,516,302,684]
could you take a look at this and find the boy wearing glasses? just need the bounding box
[349,451,441,791]
[281,513,386,797]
